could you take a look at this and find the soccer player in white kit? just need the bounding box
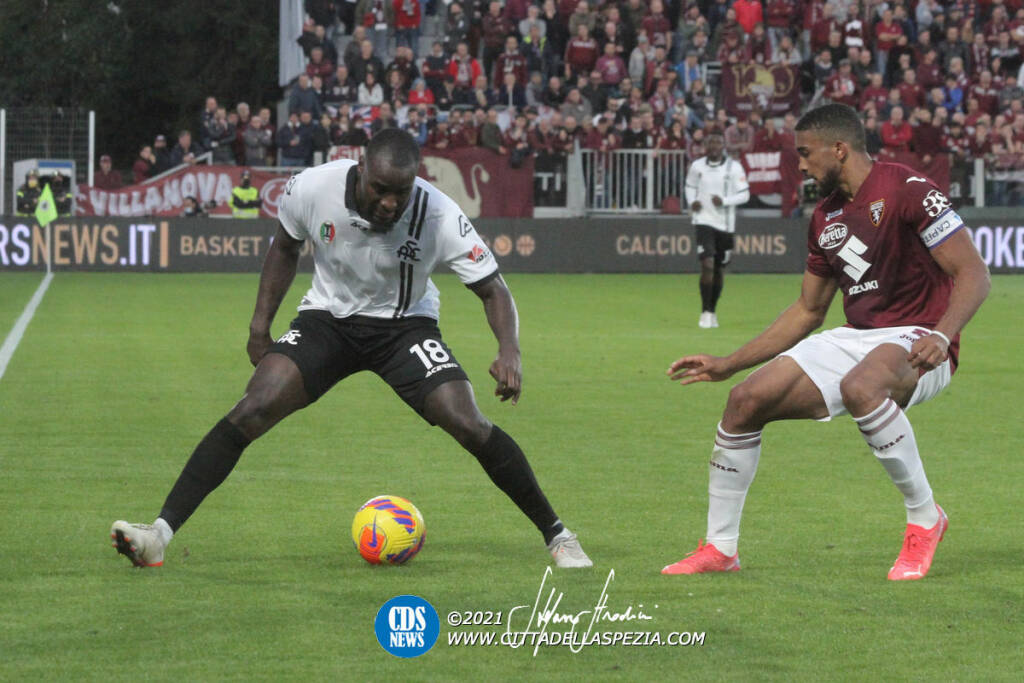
[684,130,750,329]
[111,129,592,569]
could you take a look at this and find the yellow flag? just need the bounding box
[35,183,58,227]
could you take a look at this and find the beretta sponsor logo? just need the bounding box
[818,222,848,249]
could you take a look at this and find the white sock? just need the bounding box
[153,517,174,546]
[705,422,762,557]
[853,399,939,528]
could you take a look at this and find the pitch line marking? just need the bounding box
[0,272,54,382]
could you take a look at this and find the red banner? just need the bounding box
[740,147,801,217]
[75,147,534,219]
[720,65,801,116]
[418,148,535,218]
[74,166,291,219]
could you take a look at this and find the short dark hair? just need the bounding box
[366,128,421,170]
[795,103,866,152]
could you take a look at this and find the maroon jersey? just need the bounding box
[806,162,964,368]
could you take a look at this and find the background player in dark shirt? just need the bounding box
[662,104,990,581]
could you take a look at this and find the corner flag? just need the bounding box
[35,183,58,227]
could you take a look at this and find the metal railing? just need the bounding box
[578,149,688,213]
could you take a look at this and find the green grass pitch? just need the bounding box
[1,271,1021,681]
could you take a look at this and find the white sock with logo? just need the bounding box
[705,423,762,557]
[853,399,938,528]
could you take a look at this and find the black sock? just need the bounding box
[471,425,563,543]
[159,418,251,532]
[711,269,724,311]
[699,280,712,312]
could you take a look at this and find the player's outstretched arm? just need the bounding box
[469,274,522,404]
[909,228,991,370]
[668,271,838,385]
[247,224,304,366]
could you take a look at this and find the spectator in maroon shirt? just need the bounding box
[426,118,450,149]
[984,5,1011,46]
[565,23,599,80]
[763,0,794,49]
[752,115,785,151]
[881,105,913,153]
[642,0,673,53]
[809,3,839,55]
[132,146,156,184]
[968,120,994,156]
[874,8,903,74]
[482,1,513,87]
[898,69,926,109]
[393,0,422,58]
[504,0,530,24]
[916,48,943,91]
[745,22,771,64]
[910,107,944,166]
[584,114,618,150]
[970,70,1001,116]
[493,35,529,86]
[826,59,859,107]
[969,32,990,74]
[306,46,335,80]
[94,154,122,190]
[595,40,627,88]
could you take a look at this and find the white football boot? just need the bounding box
[111,521,166,567]
[548,529,593,568]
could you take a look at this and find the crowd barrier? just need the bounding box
[1,214,1022,274]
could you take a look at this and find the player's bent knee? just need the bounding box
[227,360,309,440]
[838,372,884,415]
[723,382,768,430]
[435,408,492,450]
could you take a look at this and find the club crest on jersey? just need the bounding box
[869,199,885,226]
[467,244,490,263]
[320,221,336,243]
[818,222,848,250]
[396,239,421,262]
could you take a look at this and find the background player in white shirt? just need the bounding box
[684,130,750,329]
[111,129,591,569]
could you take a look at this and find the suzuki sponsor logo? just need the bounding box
[847,279,879,295]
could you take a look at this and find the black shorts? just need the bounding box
[267,310,469,419]
[695,224,734,266]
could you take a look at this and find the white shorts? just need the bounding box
[780,325,952,420]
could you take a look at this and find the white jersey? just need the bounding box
[277,159,498,320]
[684,155,750,233]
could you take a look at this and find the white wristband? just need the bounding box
[930,330,951,346]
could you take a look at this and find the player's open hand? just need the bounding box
[247,331,273,367]
[908,333,948,371]
[489,350,522,404]
[667,354,735,385]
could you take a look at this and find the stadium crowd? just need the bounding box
[92,0,1024,207]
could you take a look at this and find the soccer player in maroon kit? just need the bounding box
[661,104,990,580]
